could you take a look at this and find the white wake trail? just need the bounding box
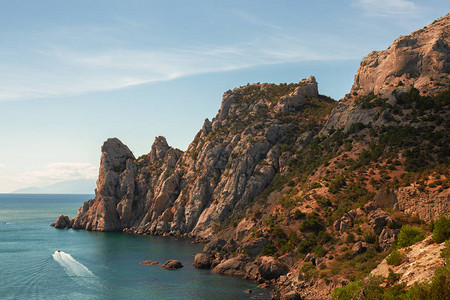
[52,251,95,278]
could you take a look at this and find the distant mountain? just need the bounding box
[12,179,96,194]
[12,186,42,193]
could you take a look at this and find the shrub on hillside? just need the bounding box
[331,276,384,300]
[301,262,317,279]
[292,210,306,220]
[432,215,450,243]
[261,242,276,256]
[300,213,325,233]
[387,268,402,285]
[386,250,404,266]
[397,225,426,248]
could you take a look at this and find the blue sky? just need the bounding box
[0,0,448,192]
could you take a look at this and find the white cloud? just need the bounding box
[23,162,98,182]
[353,0,421,17]
[0,162,98,187]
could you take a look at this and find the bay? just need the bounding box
[0,194,267,300]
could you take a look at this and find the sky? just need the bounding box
[0,0,448,192]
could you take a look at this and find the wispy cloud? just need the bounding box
[0,17,362,102]
[232,9,283,31]
[0,163,98,187]
[353,0,421,17]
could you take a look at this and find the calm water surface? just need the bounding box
[0,194,267,299]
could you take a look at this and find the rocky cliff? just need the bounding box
[60,76,337,239]
[54,13,450,300]
[321,13,449,133]
[352,13,449,98]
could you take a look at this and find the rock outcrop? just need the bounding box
[71,138,136,231]
[51,215,72,228]
[212,256,247,277]
[394,186,450,222]
[192,253,213,269]
[63,78,334,238]
[321,13,450,134]
[256,256,289,280]
[351,13,450,98]
[275,76,318,113]
[371,236,445,287]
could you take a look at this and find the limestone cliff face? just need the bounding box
[371,236,445,287]
[69,77,333,237]
[321,13,450,134]
[394,187,449,222]
[72,138,136,231]
[352,13,449,97]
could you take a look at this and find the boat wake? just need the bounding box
[52,251,95,278]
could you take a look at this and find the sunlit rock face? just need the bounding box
[320,14,449,135]
[68,77,334,237]
[352,13,449,98]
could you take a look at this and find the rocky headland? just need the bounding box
[53,13,450,299]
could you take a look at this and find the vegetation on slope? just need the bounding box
[215,86,449,294]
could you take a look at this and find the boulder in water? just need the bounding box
[139,260,159,265]
[51,215,72,228]
[160,260,183,270]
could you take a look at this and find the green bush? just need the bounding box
[332,280,362,299]
[261,242,276,256]
[300,213,325,233]
[441,240,450,260]
[364,232,377,244]
[328,175,346,194]
[313,245,327,257]
[292,210,306,220]
[298,238,316,254]
[310,182,321,189]
[331,276,384,300]
[386,250,403,266]
[432,215,450,243]
[397,225,425,248]
[301,262,317,279]
[387,268,402,285]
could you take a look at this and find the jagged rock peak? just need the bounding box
[201,118,212,137]
[275,76,319,113]
[216,75,320,121]
[101,138,135,171]
[351,13,450,98]
[150,136,170,161]
[96,138,135,198]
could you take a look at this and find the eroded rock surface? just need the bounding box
[371,236,445,287]
[352,13,450,97]
[394,186,450,222]
[321,13,450,134]
[60,78,333,238]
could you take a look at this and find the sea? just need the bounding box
[0,194,268,300]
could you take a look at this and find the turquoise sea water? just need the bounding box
[0,194,267,300]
